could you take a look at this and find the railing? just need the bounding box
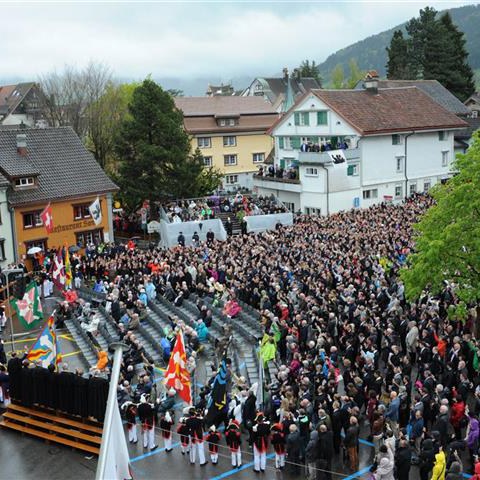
[253,174,300,184]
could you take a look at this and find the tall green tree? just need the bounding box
[437,12,475,101]
[331,64,345,89]
[346,59,365,88]
[401,131,480,317]
[298,60,321,83]
[386,30,411,79]
[115,79,222,212]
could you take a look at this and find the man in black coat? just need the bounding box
[206,229,215,246]
[72,368,89,417]
[395,438,412,480]
[57,364,75,414]
[7,352,23,401]
[20,361,34,407]
[225,218,233,236]
[317,424,334,479]
[331,401,343,454]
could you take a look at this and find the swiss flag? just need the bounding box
[164,332,192,404]
[40,204,54,234]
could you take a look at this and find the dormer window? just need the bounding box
[15,177,35,188]
[218,118,238,127]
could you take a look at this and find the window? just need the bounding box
[395,185,403,199]
[203,156,212,167]
[396,156,404,173]
[23,211,43,229]
[409,183,417,195]
[424,181,431,192]
[347,164,359,176]
[224,154,237,166]
[197,137,211,148]
[317,111,328,125]
[218,118,237,127]
[75,229,103,247]
[438,131,448,141]
[305,167,318,176]
[73,204,91,220]
[0,239,5,261]
[305,207,321,215]
[392,134,402,145]
[442,151,449,167]
[223,136,236,147]
[225,175,238,185]
[362,189,378,200]
[252,153,265,163]
[15,177,35,188]
[25,239,47,254]
[294,112,309,126]
[472,110,478,118]
[284,202,295,212]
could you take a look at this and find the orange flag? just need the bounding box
[164,331,191,404]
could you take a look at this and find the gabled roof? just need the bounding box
[355,79,470,115]
[455,117,480,140]
[0,127,118,206]
[269,87,468,136]
[175,96,275,117]
[0,82,36,118]
[465,92,480,106]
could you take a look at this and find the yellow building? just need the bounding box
[174,96,278,191]
[0,127,118,264]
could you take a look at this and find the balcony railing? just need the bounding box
[253,174,300,184]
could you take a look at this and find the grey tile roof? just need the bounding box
[0,127,118,206]
[455,117,480,139]
[0,172,9,187]
[355,79,470,115]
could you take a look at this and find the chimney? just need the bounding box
[364,70,379,94]
[16,133,27,156]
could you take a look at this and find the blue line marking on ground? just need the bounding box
[130,442,181,463]
[207,453,275,480]
[342,465,373,480]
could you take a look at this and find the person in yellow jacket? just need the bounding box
[431,447,446,480]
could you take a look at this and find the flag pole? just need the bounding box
[95,342,129,480]
[3,268,25,352]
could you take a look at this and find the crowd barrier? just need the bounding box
[244,212,294,234]
[158,218,227,248]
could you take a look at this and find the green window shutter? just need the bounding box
[303,112,310,126]
[291,137,301,149]
[280,158,285,169]
[347,165,354,176]
[317,111,327,125]
[294,112,300,126]
[279,137,284,149]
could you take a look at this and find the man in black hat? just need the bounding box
[252,412,270,473]
[177,232,185,247]
[186,407,207,466]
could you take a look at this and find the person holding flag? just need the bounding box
[10,281,43,330]
[64,246,72,290]
[26,314,62,369]
[164,330,191,405]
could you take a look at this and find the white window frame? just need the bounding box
[392,134,403,145]
[409,183,417,195]
[395,184,403,199]
[305,167,318,177]
[203,156,213,167]
[228,119,236,126]
[362,189,378,200]
[224,154,237,166]
[441,150,449,167]
[15,177,35,188]
[225,175,238,185]
[284,201,295,212]
[396,156,404,173]
[297,112,309,126]
[197,137,211,148]
[348,164,359,176]
[305,207,321,215]
[223,136,236,147]
[438,131,448,141]
[424,181,431,192]
[282,137,292,150]
[252,153,265,163]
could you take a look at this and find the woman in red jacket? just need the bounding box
[450,395,466,439]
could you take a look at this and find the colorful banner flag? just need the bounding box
[164,331,191,404]
[51,249,65,289]
[27,315,62,368]
[10,281,43,330]
[65,247,72,290]
[205,357,228,426]
[40,203,54,234]
[89,197,102,226]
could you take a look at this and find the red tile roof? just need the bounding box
[311,87,467,135]
[268,87,468,135]
[175,96,276,116]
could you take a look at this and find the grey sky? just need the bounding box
[0,1,475,83]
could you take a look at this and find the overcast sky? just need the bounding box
[1,1,475,83]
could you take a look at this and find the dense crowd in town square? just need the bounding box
[5,192,480,479]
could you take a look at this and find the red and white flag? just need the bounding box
[40,203,54,234]
[51,249,65,289]
[165,331,191,404]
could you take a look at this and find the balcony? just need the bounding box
[299,148,360,164]
[253,174,302,193]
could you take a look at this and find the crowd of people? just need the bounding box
[3,191,480,479]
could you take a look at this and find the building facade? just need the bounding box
[0,173,15,268]
[0,83,46,127]
[175,96,278,191]
[254,82,467,214]
[0,127,118,264]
